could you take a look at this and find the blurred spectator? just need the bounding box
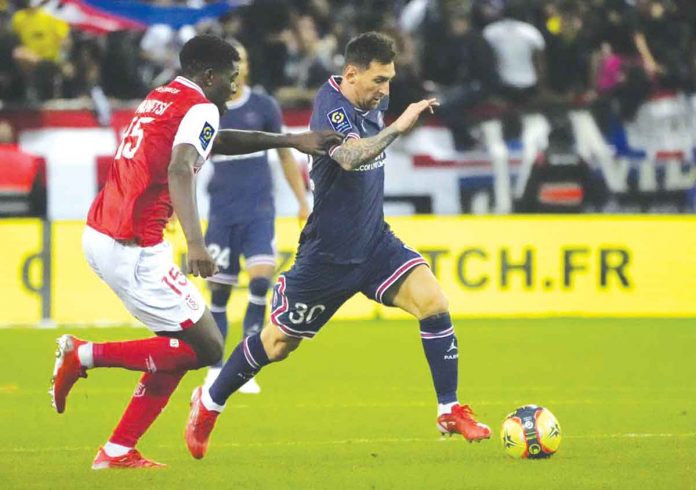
[384,26,425,117]
[419,0,469,87]
[275,14,335,107]
[63,35,111,125]
[0,9,24,101]
[469,0,504,30]
[62,36,100,97]
[418,2,499,149]
[241,0,293,93]
[586,0,650,121]
[483,0,546,104]
[11,0,70,101]
[139,1,196,89]
[543,1,593,97]
[217,9,244,43]
[101,30,148,100]
[634,0,692,93]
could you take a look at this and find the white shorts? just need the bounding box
[82,226,206,332]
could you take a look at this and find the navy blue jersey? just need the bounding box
[300,76,389,264]
[207,87,283,225]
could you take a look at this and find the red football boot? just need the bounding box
[437,404,492,442]
[91,447,166,469]
[50,334,88,414]
[185,386,220,459]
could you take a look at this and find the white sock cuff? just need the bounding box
[201,387,225,413]
[438,401,458,416]
[248,294,267,306]
[77,342,94,368]
[103,441,131,457]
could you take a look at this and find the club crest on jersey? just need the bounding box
[327,107,352,133]
[199,122,215,150]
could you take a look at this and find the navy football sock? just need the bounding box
[208,333,270,405]
[243,277,270,337]
[210,287,232,368]
[420,312,458,405]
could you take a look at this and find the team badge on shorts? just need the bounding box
[185,293,200,311]
[199,122,215,150]
[327,107,352,133]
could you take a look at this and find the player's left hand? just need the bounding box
[187,242,219,278]
[291,130,343,156]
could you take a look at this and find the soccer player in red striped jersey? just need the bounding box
[50,35,341,469]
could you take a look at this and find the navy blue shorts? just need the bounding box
[270,231,427,339]
[204,218,276,285]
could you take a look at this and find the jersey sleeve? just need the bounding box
[172,103,220,159]
[311,94,360,158]
[263,96,284,134]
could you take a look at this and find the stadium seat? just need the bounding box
[0,144,45,216]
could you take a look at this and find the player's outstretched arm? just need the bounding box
[168,143,218,278]
[332,98,438,171]
[213,129,343,156]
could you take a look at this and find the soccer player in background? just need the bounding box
[202,42,310,395]
[185,32,492,459]
[49,35,341,469]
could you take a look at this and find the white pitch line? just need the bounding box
[2,433,694,453]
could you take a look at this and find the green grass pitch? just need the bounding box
[1,318,694,489]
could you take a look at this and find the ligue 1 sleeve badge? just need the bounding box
[327,107,352,133]
[199,122,215,150]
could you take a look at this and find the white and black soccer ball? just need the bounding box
[501,405,562,459]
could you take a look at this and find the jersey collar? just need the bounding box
[174,76,205,96]
[226,86,251,110]
[327,75,388,126]
[327,75,380,117]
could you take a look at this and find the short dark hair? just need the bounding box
[179,35,240,75]
[344,32,396,69]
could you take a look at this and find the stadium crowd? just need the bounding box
[1,0,694,115]
[0,0,695,213]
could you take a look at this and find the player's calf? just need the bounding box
[208,281,233,341]
[260,322,302,361]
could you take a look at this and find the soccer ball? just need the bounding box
[501,405,561,459]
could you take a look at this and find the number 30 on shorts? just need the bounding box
[288,303,326,325]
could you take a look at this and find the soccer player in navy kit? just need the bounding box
[186,32,491,458]
[203,43,310,394]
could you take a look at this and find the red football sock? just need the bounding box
[93,336,200,373]
[109,371,185,448]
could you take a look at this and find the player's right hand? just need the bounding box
[392,98,439,134]
[187,243,219,278]
[291,130,344,156]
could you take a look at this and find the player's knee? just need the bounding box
[418,291,449,319]
[209,282,232,306]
